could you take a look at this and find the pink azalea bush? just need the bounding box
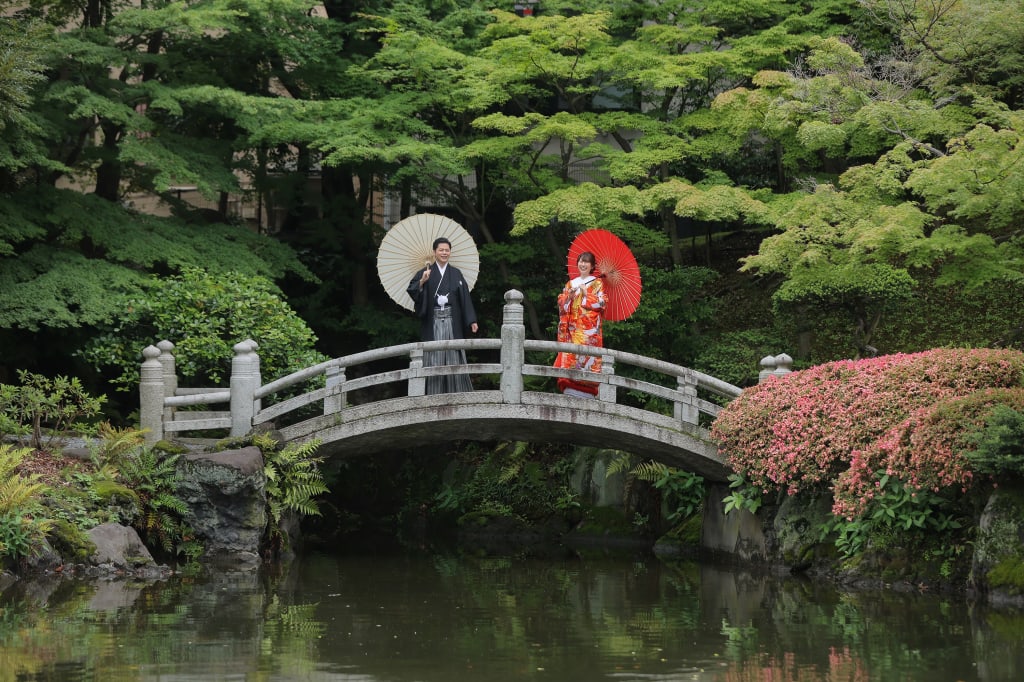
[710,348,1024,516]
[832,387,1024,518]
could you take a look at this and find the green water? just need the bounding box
[1,549,1021,681]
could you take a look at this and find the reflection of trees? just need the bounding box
[295,552,709,680]
[718,577,1013,680]
[1,556,1022,680]
[0,570,282,679]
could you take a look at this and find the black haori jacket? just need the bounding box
[406,264,478,341]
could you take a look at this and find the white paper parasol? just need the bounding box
[377,213,480,311]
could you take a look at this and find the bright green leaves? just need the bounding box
[774,262,915,310]
[905,116,1024,234]
[512,183,643,235]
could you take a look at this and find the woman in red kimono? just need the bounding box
[554,251,605,397]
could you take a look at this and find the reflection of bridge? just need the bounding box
[139,290,743,482]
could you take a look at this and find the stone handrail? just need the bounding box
[139,290,746,445]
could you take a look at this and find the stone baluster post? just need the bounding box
[139,345,165,446]
[598,354,615,403]
[230,340,260,437]
[759,353,794,383]
[773,353,793,378]
[156,340,177,425]
[408,349,425,397]
[675,369,699,426]
[325,364,346,415]
[500,289,525,404]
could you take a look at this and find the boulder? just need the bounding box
[86,523,170,578]
[176,446,267,565]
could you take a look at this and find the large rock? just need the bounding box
[176,446,267,565]
[84,523,171,579]
[972,485,1024,607]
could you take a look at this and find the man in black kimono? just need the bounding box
[406,237,478,394]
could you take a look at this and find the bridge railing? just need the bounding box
[139,290,743,445]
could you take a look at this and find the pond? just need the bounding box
[1,547,1021,681]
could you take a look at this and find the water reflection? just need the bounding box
[0,550,1021,681]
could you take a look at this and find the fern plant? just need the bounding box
[0,444,54,564]
[117,447,196,558]
[0,444,48,516]
[262,438,328,554]
[87,424,200,561]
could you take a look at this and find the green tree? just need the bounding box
[0,18,52,187]
[706,21,1024,359]
[0,0,327,381]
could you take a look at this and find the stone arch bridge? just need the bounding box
[139,291,751,482]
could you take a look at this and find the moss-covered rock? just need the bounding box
[47,519,96,562]
[974,485,1024,604]
[153,440,189,455]
[569,504,637,539]
[770,492,834,571]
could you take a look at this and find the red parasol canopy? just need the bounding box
[567,229,642,322]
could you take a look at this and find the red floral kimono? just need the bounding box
[554,275,605,396]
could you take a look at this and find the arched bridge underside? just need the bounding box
[278,391,730,483]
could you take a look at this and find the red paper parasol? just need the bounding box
[567,229,642,322]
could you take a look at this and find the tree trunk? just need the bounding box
[321,165,372,307]
[93,122,122,202]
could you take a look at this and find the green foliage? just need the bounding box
[722,473,762,515]
[630,461,705,523]
[0,371,107,450]
[694,327,790,387]
[0,444,52,564]
[871,0,1024,105]
[0,187,313,333]
[603,266,719,368]
[773,270,1024,366]
[115,448,195,558]
[42,483,107,532]
[260,436,329,554]
[822,473,964,560]
[0,444,47,515]
[963,406,1024,479]
[0,514,36,563]
[86,424,200,560]
[0,18,52,184]
[431,441,578,524]
[79,266,329,391]
[987,557,1024,594]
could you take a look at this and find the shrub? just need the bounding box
[0,371,106,450]
[711,348,1024,500]
[833,388,1024,518]
[78,266,328,391]
[963,404,1024,479]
